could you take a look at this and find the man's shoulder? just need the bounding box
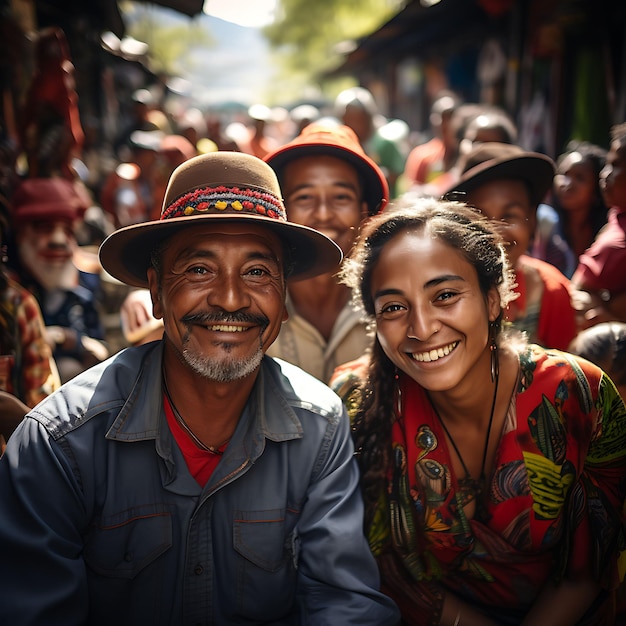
[263,357,344,417]
[29,344,157,438]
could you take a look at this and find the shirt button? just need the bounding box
[124,552,133,562]
[194,564,203,575]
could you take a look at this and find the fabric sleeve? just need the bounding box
[561,372,626,589]
[0,417,89,625]
[536,275,577,350]
[295,405,400,624]
[17,289,60,406]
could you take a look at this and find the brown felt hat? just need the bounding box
[265,123,389,215]
[99,152,342,288]
[445,142,555,208]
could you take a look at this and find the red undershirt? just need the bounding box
[163,392,227,486]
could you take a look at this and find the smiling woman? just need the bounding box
[331,195,626,626]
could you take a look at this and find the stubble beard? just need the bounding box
[182,338,265,383]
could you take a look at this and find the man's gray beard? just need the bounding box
[182,342,264,383]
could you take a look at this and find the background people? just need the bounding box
[446,142,578,350]
[532,141,607,278]
[571,122,626,328]
[334,87,406,198]
[8,177,108,382]
[0,206,60,452]
[333,197,626,625]
[0,152,399,625]
[402,91,461,194]
[264,122,389,382]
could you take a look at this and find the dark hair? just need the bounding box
[569,322,626,387]
[553,140,608,237]
[340,196,515,526]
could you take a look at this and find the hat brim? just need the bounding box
[98,213,343,288]
[266,143,388,215]
[447,154,555,208]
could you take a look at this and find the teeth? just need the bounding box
[209,325,246,332]
[411,341,458,362]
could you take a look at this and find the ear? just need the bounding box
[486,286,501,323]
[147,268,163,320]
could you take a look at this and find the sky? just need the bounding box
[202,0,278,28]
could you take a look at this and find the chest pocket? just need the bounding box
[84,505,172,579]
[233,508,294,572]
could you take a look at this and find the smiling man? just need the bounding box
[0,153,399,625]
[264,123,389,382]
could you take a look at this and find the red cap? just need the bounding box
[11,178,90,225]
[265,123,389,215]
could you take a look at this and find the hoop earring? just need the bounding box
[489,321,499,383]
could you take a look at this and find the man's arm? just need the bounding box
[0,417,89,624]
[295,406,400,624]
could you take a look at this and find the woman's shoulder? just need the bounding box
[519,343,604,396]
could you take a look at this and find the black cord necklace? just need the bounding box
[162,374,230,455]
[430,369,499,499]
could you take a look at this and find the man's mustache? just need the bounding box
[181,311,270,329]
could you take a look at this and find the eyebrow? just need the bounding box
[287,180,360,195]
[373,274,465,299]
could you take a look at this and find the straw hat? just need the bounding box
[99,152,342,288]
[265,123,389,215]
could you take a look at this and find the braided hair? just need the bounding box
[340,196,516,527]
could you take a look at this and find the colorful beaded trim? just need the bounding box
[162,185,286,222]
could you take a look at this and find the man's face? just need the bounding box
[17,218,78,290]
[282,155,368,256]
[600,142,626,210]
[148,222,287,383]
[466,178,535,268]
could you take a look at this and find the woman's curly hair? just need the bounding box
[339,196,516,528]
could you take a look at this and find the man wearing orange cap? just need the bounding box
[0,153,399,625]
[264,122,389,382]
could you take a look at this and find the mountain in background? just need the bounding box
[154,9,274,108]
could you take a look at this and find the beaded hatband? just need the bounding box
[162,185,286,222]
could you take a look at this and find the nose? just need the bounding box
[312,195,333,221]
[49,224,71,246]
[407,305,439,341]
[208,270,251,312]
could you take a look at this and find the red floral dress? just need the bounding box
[359,345,626,625]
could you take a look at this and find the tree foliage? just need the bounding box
[120,2,213,76]
[263,0,402,94]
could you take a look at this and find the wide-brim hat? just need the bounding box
[264,123,389,215]
[445,142,555,208]
[11,177,90,225]
[99,152,342,288]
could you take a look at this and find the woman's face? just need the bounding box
[554,152,597,214]
[370,229,500,393]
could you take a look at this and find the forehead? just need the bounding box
[466,178,531,208]
[375,228,469,272]
[283,154,360,186]
[165,222,284,257]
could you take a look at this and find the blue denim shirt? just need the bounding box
[0,342,399,625]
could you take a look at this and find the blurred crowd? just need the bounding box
[0,25,624,452]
